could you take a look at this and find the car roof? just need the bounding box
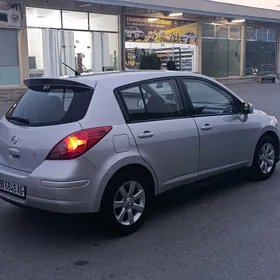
[65,71,216,89]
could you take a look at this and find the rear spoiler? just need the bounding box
[23,78,95,90]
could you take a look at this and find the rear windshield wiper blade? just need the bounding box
[6,116,30,124]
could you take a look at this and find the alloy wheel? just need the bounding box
[259,143,275,174]
[113,181,146,226]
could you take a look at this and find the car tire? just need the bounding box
[100,170,153,236]
[132,33,136,41]
[251,136,277,180]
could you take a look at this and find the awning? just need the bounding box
[77,0,280,23]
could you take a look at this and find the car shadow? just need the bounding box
[151,169,249,216]
[0,169,260,245]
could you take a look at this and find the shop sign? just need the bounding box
[125,16,198,45]
[0,1,22,28]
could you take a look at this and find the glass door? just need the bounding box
[61,30,92,75]
[228,40,241,76]
[213,39,229,77]
[101,32,119,71]
[74,31,92,74]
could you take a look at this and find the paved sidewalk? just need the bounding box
[0,86,25,116]
[0,102,13,117]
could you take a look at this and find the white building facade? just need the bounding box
[1,0,280,87]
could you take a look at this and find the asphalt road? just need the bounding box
[1,83,280,280]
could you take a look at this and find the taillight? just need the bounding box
[46,126,112,160]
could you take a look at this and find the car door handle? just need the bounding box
[201,124,213,131]
[138,131,154,139]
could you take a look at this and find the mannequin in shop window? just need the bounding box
[167,57,176,71]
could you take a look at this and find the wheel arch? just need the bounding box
[106,164,156,194]
[93,162,158,212]
[254,130,280,162]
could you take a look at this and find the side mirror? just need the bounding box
[241,102,253,114]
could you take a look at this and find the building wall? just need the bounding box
[2,0,280,87]
[120,0,280,21]
[0,1,25,86]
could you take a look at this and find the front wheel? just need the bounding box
[100,172,152,236]
[251,136,277,180]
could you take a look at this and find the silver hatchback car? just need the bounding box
[0,71,279,235]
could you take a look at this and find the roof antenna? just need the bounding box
[62,62,80,76]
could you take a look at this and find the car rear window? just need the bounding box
[6,85,94,127]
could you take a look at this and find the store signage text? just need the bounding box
[125,15,198,45]
[0,1,22,28]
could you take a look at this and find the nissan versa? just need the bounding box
[0,71,279,235]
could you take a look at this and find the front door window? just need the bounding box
[182,79,236,116]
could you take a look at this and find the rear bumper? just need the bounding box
[0,179,93,214]
[1,193,92,213]
[0,160,108,214]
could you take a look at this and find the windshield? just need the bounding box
[6,85,94,127]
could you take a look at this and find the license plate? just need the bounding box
[0,180,26,199]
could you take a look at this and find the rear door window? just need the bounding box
[118,79,185,122]
[6,85,93,126]
[119,86,146,121]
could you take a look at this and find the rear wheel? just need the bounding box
[100,171,152,236]
[251,136,277,180]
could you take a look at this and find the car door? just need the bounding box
[118,78,199,192]
[180,77,253,176]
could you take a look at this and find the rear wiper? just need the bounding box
[6,116,30,124]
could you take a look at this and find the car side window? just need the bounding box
[119,86,146,121]
[140,79,185,120]
[118,79,185,122]
[182,79,237,116]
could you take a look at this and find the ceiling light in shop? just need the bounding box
[78,4,92,7]
[169,12,183,17]
[148,18,159,22]
[232,19,245,23]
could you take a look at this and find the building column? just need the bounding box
[196,22,203,73]
[276,32,280,75]
[120,6,125,70]
[240,24,246,77]
[18,5,29,84]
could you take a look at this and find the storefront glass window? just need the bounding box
[215,25,228,39]
[89,13,118,31]
[27,28,44,77]
[202,38,240,77]
[246,27,256,41]
[62,11,88,30]
[230,26,241,39]
[256,28,268,41]
[268,29,277,42]
[124,16,198,72]
[0,28,20,85]
[26,7,119,78]
[102,33,119,70]
[245,27,277,76]
[26,7,61,28]
[202,23,215,38]
[202,23,241,77]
